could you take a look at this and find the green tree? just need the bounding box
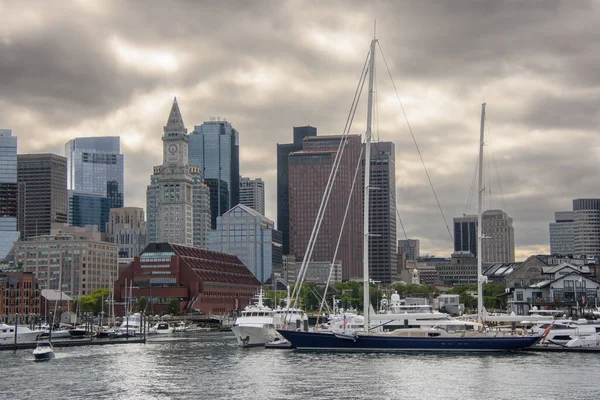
[166,298,180,315]
[135,296,148,313]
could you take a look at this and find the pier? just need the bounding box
[0,337,146,351]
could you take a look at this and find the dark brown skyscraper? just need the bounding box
[17,154,68,239]
[288,135,363,281]
[277,126,317,255]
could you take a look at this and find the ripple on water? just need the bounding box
[2,333,600,400]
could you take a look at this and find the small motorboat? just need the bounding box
[33,341,55,361]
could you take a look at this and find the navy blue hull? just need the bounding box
[277,330,542,352]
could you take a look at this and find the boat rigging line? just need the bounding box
[289,47,371,313]
[377,42,454,244]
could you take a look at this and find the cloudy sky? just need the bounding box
[2,0,599,259]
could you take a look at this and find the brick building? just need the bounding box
[114,243,260,316]
[0,271,41,323]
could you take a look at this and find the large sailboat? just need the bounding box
[278,35,543,352]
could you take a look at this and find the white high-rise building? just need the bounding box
[209,204,282,283]
[0,129,18,260]
[239,177,265,215]
[146,98,211,248]
[573,199,600,258]
[549,211,574,256]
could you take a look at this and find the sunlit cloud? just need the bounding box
[110,36,181,73]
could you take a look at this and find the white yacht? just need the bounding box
[32,341,55,361]
[565,332,600,348]
[534,319,600,345]
[0,323,44,345]
[150,322,174,334]
[231,290,277,347]
[117,313,147,336]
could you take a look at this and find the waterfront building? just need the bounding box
[208,204,282,283]
[277,126,317,255]
[503,255,599,315]
[39,289,72,325]
[367,142,397,284]
[17,153,68,240]
[398,239,420,262]
[0,129,19,260]
[436,252,477,285]
[13,224,119,297]
[146,98,211,249]
[573,198,600,258]
[68,191,110,233]
[114,242,260,315]
[65,136,124,209]
[106,207,147,258]
[549,211,575,256]
[288,134,363,281]
[0,271,40,321]
[189,119,240,229]
[239,176,265,215]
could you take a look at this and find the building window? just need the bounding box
[516,291,523,301]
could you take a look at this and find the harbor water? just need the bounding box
[2,331,599,400]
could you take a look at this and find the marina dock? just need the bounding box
[0,337,146,351]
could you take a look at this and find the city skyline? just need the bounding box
[3,1,600,259]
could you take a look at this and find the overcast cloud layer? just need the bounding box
[2,0,599,260]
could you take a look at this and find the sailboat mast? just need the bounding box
[363,36,377,331]
[477,103,486,324]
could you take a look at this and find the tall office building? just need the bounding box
[0,129,19,260]
[209,204,282,283]
[17,154,68,240]
[65,137,124,209]
[398,239,420,262]
[453,215,478,257]
[453,210,515,264]
[68,191,110,233]
[239,176,265,215]
[549,211,574,256]
[277,126,317,254]
[367,142,398,284]
[573,198,600,258]
[106,207,147,258]
[146,98,211,248]
[481,210,515,263]
[288,134,363,280]
[189,119,240,229]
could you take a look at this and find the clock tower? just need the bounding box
[147,97,211,249]
[162,97,189,166]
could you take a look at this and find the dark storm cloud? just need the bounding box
[3,0,599,258]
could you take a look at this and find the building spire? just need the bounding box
[163,97,187,136]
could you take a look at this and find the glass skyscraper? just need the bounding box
[189,120,240,229]
[0,129,18,260]
[65,137,124,209]
[68,191,110,232]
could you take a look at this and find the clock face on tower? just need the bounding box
[168,144,178,154]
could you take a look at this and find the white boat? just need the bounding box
[32,341,55,361]
[173,322,188,332]
[117,313,147,336]
[151,322,174,334]
[39,326,72,340]
[0,323,44,345]
[231,290,278,347]
[565,332,600,348]
[534,320,600,346]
